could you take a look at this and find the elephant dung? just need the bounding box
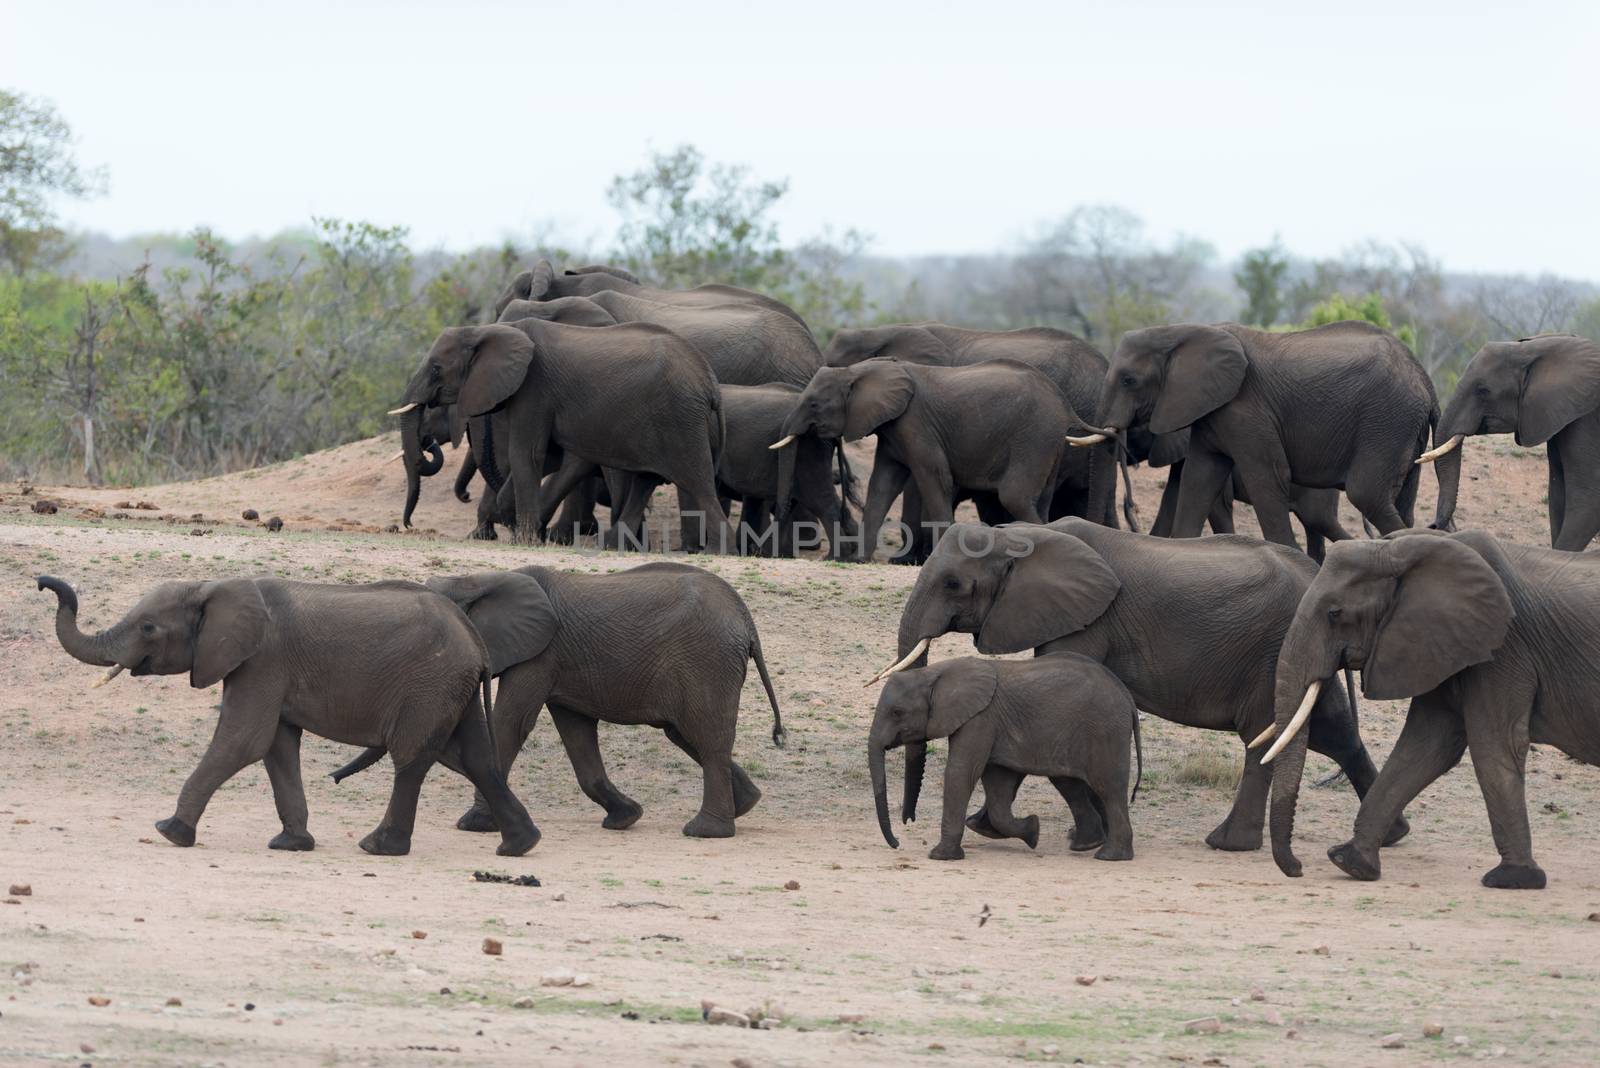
[1422,1023,1444,1038]
[7,884,30,896]
[481,938,503,956]
[1183,1016,1222,1034]
[1074,974,1097,986]
[87,996,110,1007]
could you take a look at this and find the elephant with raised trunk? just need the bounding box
[1423,334,1600,551]
[869,654,1140,862]
[1080,321,1438,554]
[34,575,538,858]
[1259,529,1600,888]
[494,261,811,332]
[872,520,1407,857]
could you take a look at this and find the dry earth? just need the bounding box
[2,433,1597,1067]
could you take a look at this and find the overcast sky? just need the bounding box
[6,0,1597,277]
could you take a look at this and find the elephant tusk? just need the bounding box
[768,435,797,451]
[1415,435,1463,464]
[1247,722,1279,749]
[1260,680,1322,765]
[1066,432,1110,447]
[91,664,125,689]
[864,637,932,687]
[388,450,406,463]
[387,402,420,416]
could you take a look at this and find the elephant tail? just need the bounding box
[330,745,386,784]
[1129,705,1144,804]
[749,630,785,748]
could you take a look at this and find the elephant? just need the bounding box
[504,291,820,389]
[34,575,538,858]
[1080,321,1438,554]
[389,319,738,552]
[871,519,1409,856]
[824,323,1117,526]
[717,382,860,558]
[331,563,785,839]
[1257,529,1600,888]
[869,653,1141,862]
[1422,334,1600,551]
[494,260,811,332]
[774,358,1090,562]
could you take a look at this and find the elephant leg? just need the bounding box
[509,422,552,546]
[160,687,283,847]
[664,724,761,818]
[1051,776,1106,852]
[1170,447,1234,539]
[549,706,643,829]
[997,475,1047,526]
[1229,448,1301,550]
[860,450,912,563]
[1550,441,1600,550]
[451,703,539,857]
[453,448,478,503]
[1150,462,1181,538]
[1460,689,1544,889]
[892,478,930,564]
[359,754,436,856]
[1083,767,1134,862]
[1329,691,1466,882]
[1344,450,1409,536]
[931,729,988,861]
[471,483,503,540]
[972,765,1038,848]
[1206,744,1270,852]
[264,722,314,851]
[536,456,602,539]
[459,661,552,832]
[1208,476,1236,535]
[549,470,602,544]
[659,722,738,837]
[1548,446,1568,548]
[604,474,659,551]
[1306,690,1409,847]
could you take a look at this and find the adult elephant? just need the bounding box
[869,519,1407,855]
[502,290,820,388]
[774,359,1087,562]
[494,261,811,332]
[389,320,736,552]
[825,323,1116,526]
[1422,334,1600,550]
[1260,530,1600,888]
[34,575,538,857]
[1077,321,1437,553]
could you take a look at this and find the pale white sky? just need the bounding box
[5,0,1597,277]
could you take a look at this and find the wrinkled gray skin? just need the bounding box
[333,564,785,839]
[883,520,1407,858]
[494,261,812,333]
[870,654,1140,862]
[1093,321,1438,553]
[34,575,537,858]
[393,320,737,552]
[718,383,861,558]
[777,359,1089,562]
[1265,530,1600,888]
[825,324,1117,530]
[1426,334,1600,550]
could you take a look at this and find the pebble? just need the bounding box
[1183,1016,1221,1034]
[836,1013,865,1024]
[1312,944,1330,956]
[540,969,576,987]
[1453,1035,1470,1047]
[244,1002,255,1011]
[784,880,800,891]
[1263,1008,1284,1026]
[732,1059,755,1068]
[1423,1022,1443,1038]
[166,997,182,1006]
[572,975,592,988]
[482,938,503,956]
[1380,1033,1406,1049]
[88,996,110,1007]
[411,930,427,940]
[1040,1044,1060,1056]
[1074,975,1097,986]
[512,996,536,1009]
[6,885,30,897]
[706,1006,749,1027]
[1249,986,1266,1002]
[79,1044,94,1054]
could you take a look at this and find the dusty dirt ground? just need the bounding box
[2,434,1598,1067]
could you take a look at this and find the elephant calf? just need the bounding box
[870,654,1141,862]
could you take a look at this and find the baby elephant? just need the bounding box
[869,653,1140,861]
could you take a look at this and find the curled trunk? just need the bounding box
[399,407,442,529]
[869,739,898,848]
[37,576,126,668]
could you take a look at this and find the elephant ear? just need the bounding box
[925,660,1000,739]
[459,325,535,418]
[1516,336,1600,446]
[843,361,915,441]
[1150,329,1249,435]
[976,528,1121,654]
[426,572,557,675]
[1363,535,1513,700]
[191,580,270,689]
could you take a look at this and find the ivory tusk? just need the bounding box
[1415,435,1463,464]
[1066,432,1110,447]
[388,450,406,463]
[768,435,797,451]
[387,402,419,416]
[1247,722,1279,749]
[1260,680,1322,765]
[864,637,932,687]
[91,664,125,689]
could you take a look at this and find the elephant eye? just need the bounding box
[943,576,962,592]
[1120,373,1138,388]
[140,621,157,635]
[1474,384,1490,397]
[1327,607,1343,624]
[429,363,442,380]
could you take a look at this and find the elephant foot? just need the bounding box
[1481,861,1546,890]
[496,821,541,858]
[1205,818,1263,852]
[1067,824,1105,852]
[546,525,575,546]
[470,527,497,541]
[156,816,196,848]
[928,840,965,861]
[964,809,1006,841]
[358,827,412,856]
[268,830,315,852]
[602,802,644,831]
[1094,841,1134,862]
[682,812,735,839]
[732,773,763,818]
[456,807,499,833]
[1381,813,1411,847]
[1020,814,1041,850]
[1327,840,1381,881]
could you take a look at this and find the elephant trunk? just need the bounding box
[399,406,437,529]
[1262,608,1342,878]
[1430,438,1463,531]
[869,735,899,849]
[902,739,926,824]
[37,576,130,670]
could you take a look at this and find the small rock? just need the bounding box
[1452,1035,1470,1047]
[166,997,182,1006]
[412,930,427,940]
[553,892,566,902]
[265,516,284,532]
[1249,986,1266,1002]
[927,1044,946,1051]
[1588,913,1599,922]
[1040,1044,1060,1057]
[8,884,31,897]
[540,969,576,987]
[836,1013,865,1024]
[88,995,110,1007]
[1230,997,1241,1006]
[784,880,800,891]
[512,996,536,1009]
[732,1059,755,1068]
[572,974,592,988]
[482,938,503,956]
[1312,944,1330,956]
[1380,1033,1406,1049]
[1423,1022,1444,1038]
[438,987,452,995]
[1074,974,1097,986]
[1184,1016,1222,1034]
[1263,1008,1284,1026]
[80,1043,95,1054]
[241,509,259,520]
[706,1006,749,1027]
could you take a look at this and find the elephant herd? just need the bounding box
[33,258,1600,893]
